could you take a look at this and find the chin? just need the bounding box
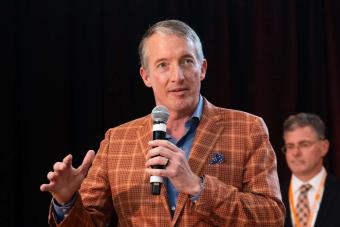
[168,98,188,107]
[292,167,309,175]
[289,163,305,172]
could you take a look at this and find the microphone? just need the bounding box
[150,105,170,195]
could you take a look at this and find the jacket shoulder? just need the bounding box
[210,105,264,126]
[104,115,150,139]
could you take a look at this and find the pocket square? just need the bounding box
[209,153,224,165]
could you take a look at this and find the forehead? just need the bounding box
[284,126,318,142]
[144,33,196,60]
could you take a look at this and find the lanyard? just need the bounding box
[288,173,326,227]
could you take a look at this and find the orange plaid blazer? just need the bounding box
[49,98,285,226]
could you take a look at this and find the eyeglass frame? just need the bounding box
[281,138,325,155]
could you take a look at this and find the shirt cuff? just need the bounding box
[52,194,77,223]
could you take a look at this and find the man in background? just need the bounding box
[281,112,340,227]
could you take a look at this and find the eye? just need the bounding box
[157,62,167,68]
[182,58,194,65]
[156,62,169,72]
[299,142,311,148]
[285,144,295,150]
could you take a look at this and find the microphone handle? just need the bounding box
[151,129,166,195]
[153,130,166,140]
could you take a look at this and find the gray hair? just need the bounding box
[138,19,204,69]
[283,112,326,139]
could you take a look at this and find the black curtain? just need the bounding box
[3,0,340,226]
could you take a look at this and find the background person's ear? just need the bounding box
[321,139,330,157]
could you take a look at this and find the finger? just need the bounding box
[148,140,179,151]
[40,184,49,192]
[53,162,62,171]
[146,146,172,160]
[53,162,67,172]
[40,182,56,192]
[145,168,167,177]
[47,171,55,181]
[145,156,168,168]
[63,154,73,168]
[78,150,95,174]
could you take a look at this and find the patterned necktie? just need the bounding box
[296,184,312,227]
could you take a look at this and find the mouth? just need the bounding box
[290,160,305,165]
[169,87,188,92]
[169,88,188,96]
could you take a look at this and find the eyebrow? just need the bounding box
[180,54,196,61]
[153,58,168,66]
[286,140,316,145]
[152,53,196,67]
[181,53,195,58]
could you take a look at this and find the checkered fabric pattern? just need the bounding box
[48,98,285,226]
[296,184,312,227]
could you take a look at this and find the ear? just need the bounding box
[199,59,207,81]
[140,67,152,87]
[320,139,330,157]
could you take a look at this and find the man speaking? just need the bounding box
[40,19,285,226]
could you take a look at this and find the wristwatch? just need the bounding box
[190,176,205,202]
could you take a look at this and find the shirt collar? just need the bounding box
[192,95,203,120]
[292,167,327,193]
[165,95,203,140]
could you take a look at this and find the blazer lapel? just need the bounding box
[282,181,293,227]
[172,99,223,223]
[188,100,223,174]
[138,115,152,158]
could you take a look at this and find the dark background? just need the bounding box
[3,0,340,226]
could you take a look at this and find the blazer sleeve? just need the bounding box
[192,116,286,226]
[48,129,115,227]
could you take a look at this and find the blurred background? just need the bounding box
[3,0,340,226]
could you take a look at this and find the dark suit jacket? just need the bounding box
[282,174,340,227]
[49,98,285,227]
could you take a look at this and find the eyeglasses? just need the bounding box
[281,140,322,154]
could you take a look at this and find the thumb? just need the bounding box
[78,150,96,174]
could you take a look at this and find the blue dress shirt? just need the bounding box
[165,95,203,214]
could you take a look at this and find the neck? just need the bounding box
[167,117,189,140]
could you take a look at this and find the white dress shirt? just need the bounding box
[290,167,326,227]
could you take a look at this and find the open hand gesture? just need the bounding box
[40,150,95,204]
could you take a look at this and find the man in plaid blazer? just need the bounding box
[41,19,285,226]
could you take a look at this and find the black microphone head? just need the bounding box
[151,105,169,123]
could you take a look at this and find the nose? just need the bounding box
[170,64,184,82]
[290,146,302,156]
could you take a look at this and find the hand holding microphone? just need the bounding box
[148,105,201,197]
[150,105,169,195]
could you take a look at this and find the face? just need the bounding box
[284,126,329,180]
[140,32,207,117]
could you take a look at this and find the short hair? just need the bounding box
[138,19,204,69]
[283,112,326,140]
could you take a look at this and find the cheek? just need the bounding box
[151,77,166,88]
[156,74,170,84]
[309,153,322,163]
[286,153,295,161]
[189,76,202,88]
